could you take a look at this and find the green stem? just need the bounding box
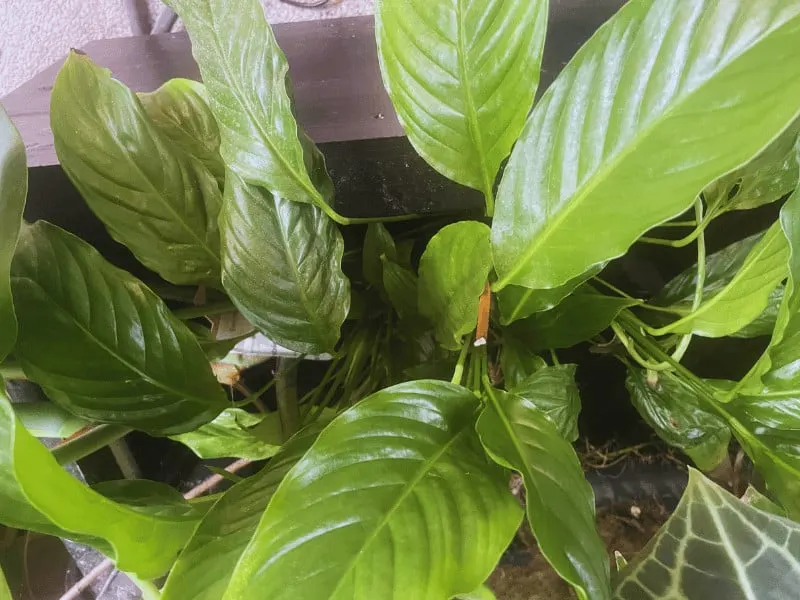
[451,336,472,385]
[484,187,495,218]
[125,572,161,600]
[637,203,717,248]
[592,277,637,300]
[611,321,671,372]
[275,358,300,441]
[549,349,560,366]
[655,220,698,228]
[172,300,236,320]
[0,362,26,380]
[52,425,131,465]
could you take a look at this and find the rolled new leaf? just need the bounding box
[0,104,27,362]
[0,391,201,578]
[376,0,548,213]
[11,221,227,435]
[220,173,349,354]
[223,380,522,600]
[493,0,800,292]
[51,52,222,286]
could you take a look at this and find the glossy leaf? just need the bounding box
[0,105,26,362]
[500,333,546,389]
[220,173,350,354]
[493,0,800,292]
[164,0,338,220]
[12,401,90,439]
[509,286,638,351]
[510,365,581,441]
[478,387,611,600]
[418,221,492,349]
[615,470,800,599]
[626,370,730,471]
[731,286,782,339]
[0,391,201,578]
[376,0,548,209]
[655,225,788,338]
[381,256,419,319]
[161,422,325,600]
[170,409,282,460]
[51,52,222,286]
[138,78,225,188]
[363,223,396,291]
[11,222,227,435]
[224,380,522,600]
[741,485,786,518]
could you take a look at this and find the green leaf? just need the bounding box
[705,127,799,214]
[655,225,788,337]
[161,422,325,600]
[614,470,800,599]
[12,401,90,439]
[493,0,800,292]
[477,387,611,600]
[186,321,251,362]
[418,221,492,349]
[163,0,339,221]
[220,172,350,354]
[731,286,783,338]
[11,221,227,435]
[224,380,522,600]
[376,0,548,210]
[381,256,419,319]
[0,105,27,362]
[363,223,396,291]
[457,585,497,600]
[138,78,225,188]
[509,364,581,442]
[0,391,201,578]
[51,52,222,286]
[0,564,9,600]
[509,286,638,351]
[170,408,281,460]
[500,333,546,389]
[741,485,787,518]
[626,370,730,471]
[497,267,601,325]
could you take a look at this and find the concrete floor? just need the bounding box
[0,0,374,97]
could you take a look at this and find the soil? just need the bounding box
[489,501,670,600]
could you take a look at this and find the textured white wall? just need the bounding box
[0,0,375,97]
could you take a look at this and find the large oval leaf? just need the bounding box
[615,470,800,599]
[418,221,492,349]
[162,422,325,600]
[220,173,350,354]
[654,224,788,337]
[0,105,26,362]
[509,364,581,442]
[477,387,611,600]
[224,380,522,600]
[11,222,227,435]
[376,0,547,210]
[51,52,222,286]
[492,0,800,291]
[138,78,225,188]
[0,392,201,578]
[163,0,338,220]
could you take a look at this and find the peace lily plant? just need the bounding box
[2,0,800,598]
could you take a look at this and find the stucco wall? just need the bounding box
[0,0,374,97]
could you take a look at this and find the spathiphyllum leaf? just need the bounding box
[220,172,350,354]
[11,222,227,435]
[381,256,419,320]
[363,223,397,292]
[626,370,730,471]
[0,391,201,578]
[457,585,497,600]
[654,225,788,338]
[223,381,522,600]
[51,52,222,286]
[162,422,326,600]
[170,408,282,461]
[492,0,800,292]
[731,286,783,339]
[0,564,8,600]
[478,387,611,600]
[418,221,492,350]
[0,104,27,362]
[163,0,340,221]
[138,78,225,188]
[376,0,548,211]
[614,470,800,599]
[12,401,90,439]
[509,285,639,350]
[500,333,547,389]
[510,365,581,442]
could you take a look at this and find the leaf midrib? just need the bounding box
[327,418,471,598]
[496,10,799,290]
